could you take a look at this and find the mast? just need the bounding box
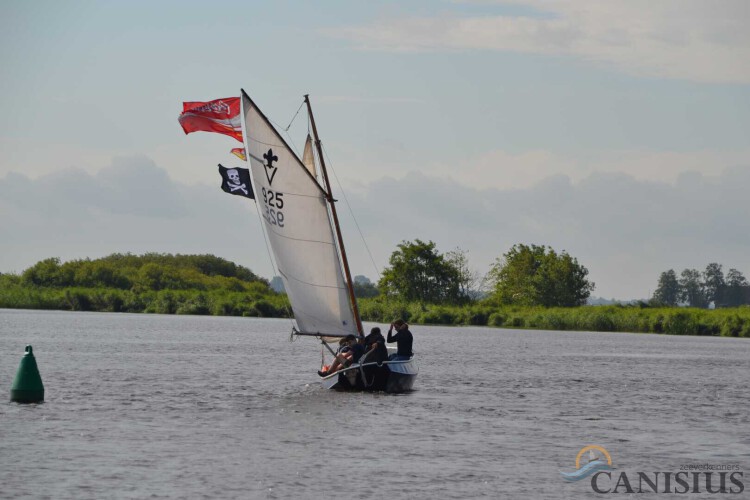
[304,94,364,337]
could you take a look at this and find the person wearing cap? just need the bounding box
[387,319,413,361]
[318,334,364,377]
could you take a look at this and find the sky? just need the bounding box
[1,0,748,299]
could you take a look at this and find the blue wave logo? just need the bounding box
[560,445,613,482]
[560,459,612,482]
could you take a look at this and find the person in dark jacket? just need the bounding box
[387,319,413,360]
[363,327,388,364]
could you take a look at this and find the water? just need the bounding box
[1,309,748,499]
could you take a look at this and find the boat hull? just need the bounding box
[319,357,418,393]
[384,358,417,393]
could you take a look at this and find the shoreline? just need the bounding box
[2,293,748,338]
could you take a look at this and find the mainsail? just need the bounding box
[240,91,359,337]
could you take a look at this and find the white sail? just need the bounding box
[302,134,317,177]
[240,91,358,337]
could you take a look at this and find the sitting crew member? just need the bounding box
[362,327,388,364]
[318,334,364,376]
[387,319,413,360]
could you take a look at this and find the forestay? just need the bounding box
[240,91,359,337]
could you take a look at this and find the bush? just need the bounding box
[488,312,507,327]
[252,300,277,317]
[508,316,525,328]
[418,307,457,325]
[175,294,210,315]
[650,314,665,333]
[64,289,92,311]
[538,311,570,330]
[462,306,491,326]
[663,311,697,335]
[587,311,616,332]
[721,314,750,338]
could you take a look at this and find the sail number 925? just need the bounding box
[261,187,284,227]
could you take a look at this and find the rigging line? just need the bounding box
[265,107,304,158]
[321,143,381,279]
[266,100,304,133]
[283,100,306,131]
[283,128,301,159]
[268,117,302,159]
[267,100,305,156]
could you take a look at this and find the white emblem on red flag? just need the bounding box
[178,97,242,143]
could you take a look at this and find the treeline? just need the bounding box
[652,264,750,308]
[355,241,749,337]
[16,253,265,291]
[0,253,290,317]
[3,250,749,337]
[375,241,594,307]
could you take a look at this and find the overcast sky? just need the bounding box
[1,0,748,299]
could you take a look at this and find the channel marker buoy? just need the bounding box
[10,345,45,403]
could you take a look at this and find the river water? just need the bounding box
[1,309,748,499]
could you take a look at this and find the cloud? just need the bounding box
[0,156,187,218]
[340,165,750,299]
[0,137,116,179]
[2,155,749,300]
[0,156,269,277]
[336,146,750,191]
[329,0,750,84]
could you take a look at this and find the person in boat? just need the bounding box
[387,319,413,361]
[318,334,364,377]
[362,327,388,364]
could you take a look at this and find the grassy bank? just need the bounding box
[0,283,291,317]
[357,299,750,338]
[2,253,748,337]
[1,285,747,337]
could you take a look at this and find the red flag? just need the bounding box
[178,97,242,143]
[230,147,247,161]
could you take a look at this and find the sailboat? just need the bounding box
[239,90,417,392]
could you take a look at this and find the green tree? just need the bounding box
[132,262,165,291]
[653,269,679,306]
[725,268,749,307]
[378,239,464,304]
[487,244,594,307]
[678,268,707,308]
[445,248,481,300]
[353,275,379,298]
[21,257,66,287]
[702,263,725,306]
[73,260,130,289]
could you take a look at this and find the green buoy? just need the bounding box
[10,345,44,403]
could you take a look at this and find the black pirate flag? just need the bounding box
[218,164,254,199]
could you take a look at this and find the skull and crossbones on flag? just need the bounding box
[218,164,254,200]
